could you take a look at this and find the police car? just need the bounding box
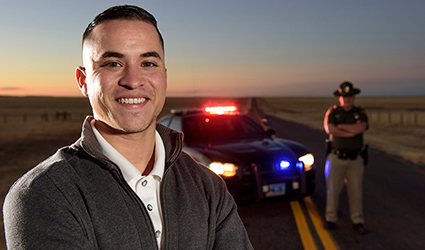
[158,106,316,201]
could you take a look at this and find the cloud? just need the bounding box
[0,87,26,91]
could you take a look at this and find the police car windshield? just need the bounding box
[183,115,268,144]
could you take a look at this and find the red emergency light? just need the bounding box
[204,106,239,115]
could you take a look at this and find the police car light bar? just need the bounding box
[205,106,239,115]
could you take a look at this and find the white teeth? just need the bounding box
[118,98,146,104]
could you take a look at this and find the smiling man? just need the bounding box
[76,16,167,174]
[3,5,252,249]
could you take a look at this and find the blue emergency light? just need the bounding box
[296,161,304,169]
[276,160,290,171]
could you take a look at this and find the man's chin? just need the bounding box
[116,118,156,134]
[94,118,155,135]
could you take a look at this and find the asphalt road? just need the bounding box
[237,115,425,250]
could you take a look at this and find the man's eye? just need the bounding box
[142,62,157,68]
[104,62,121,67]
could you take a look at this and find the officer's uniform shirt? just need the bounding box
[328,106,368,150]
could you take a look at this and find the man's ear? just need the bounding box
[75,66,88,97]
[165,67,168,89]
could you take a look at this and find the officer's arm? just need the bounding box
[337,121,368,134]
[323,107,332,134]
[328,123,357,137]
[325,106,356,137]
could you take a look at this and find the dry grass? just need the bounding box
[1,95,424,248]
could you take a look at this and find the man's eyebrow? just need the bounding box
[100,51,124,59]
[99,51,162,60]
[141,51,162,60]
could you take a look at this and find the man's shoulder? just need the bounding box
[352,106,367,115]
[174,152,225,181]
[7,146,83,194]
[352,105,365,111]
[176,152,209,173]
[329,105,343,113]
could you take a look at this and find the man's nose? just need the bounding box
[118,65,145,89]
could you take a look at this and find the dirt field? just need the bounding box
[1,95,424,248]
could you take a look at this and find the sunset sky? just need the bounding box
[1,0,424,97]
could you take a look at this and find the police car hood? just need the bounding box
[185,137,310,164]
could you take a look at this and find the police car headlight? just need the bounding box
[298,153,314,171]
[209,162,237,177]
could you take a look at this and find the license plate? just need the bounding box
[265,183,286,197]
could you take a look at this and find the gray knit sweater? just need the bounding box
[3,117,253,249]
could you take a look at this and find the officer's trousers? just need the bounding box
[324,153,364,224]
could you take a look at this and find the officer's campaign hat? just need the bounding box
[334,81,361,97]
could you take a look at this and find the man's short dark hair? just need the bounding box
[82,5,164,50]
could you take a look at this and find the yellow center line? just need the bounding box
[303,197,339,250]
[290,200,317,250]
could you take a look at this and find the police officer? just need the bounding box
[323,81,368,234]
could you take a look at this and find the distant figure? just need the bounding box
[3,5,252,249]
[323,81,369,234]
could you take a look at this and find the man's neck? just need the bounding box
[342,105,353,112]
[92,119,156,174]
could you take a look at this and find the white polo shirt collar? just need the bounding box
[91,124,165,182]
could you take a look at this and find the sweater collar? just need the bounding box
[76,116,183,171]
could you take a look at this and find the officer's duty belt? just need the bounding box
[333,148,362,160]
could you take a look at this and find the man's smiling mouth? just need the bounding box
[117,97,147,104]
